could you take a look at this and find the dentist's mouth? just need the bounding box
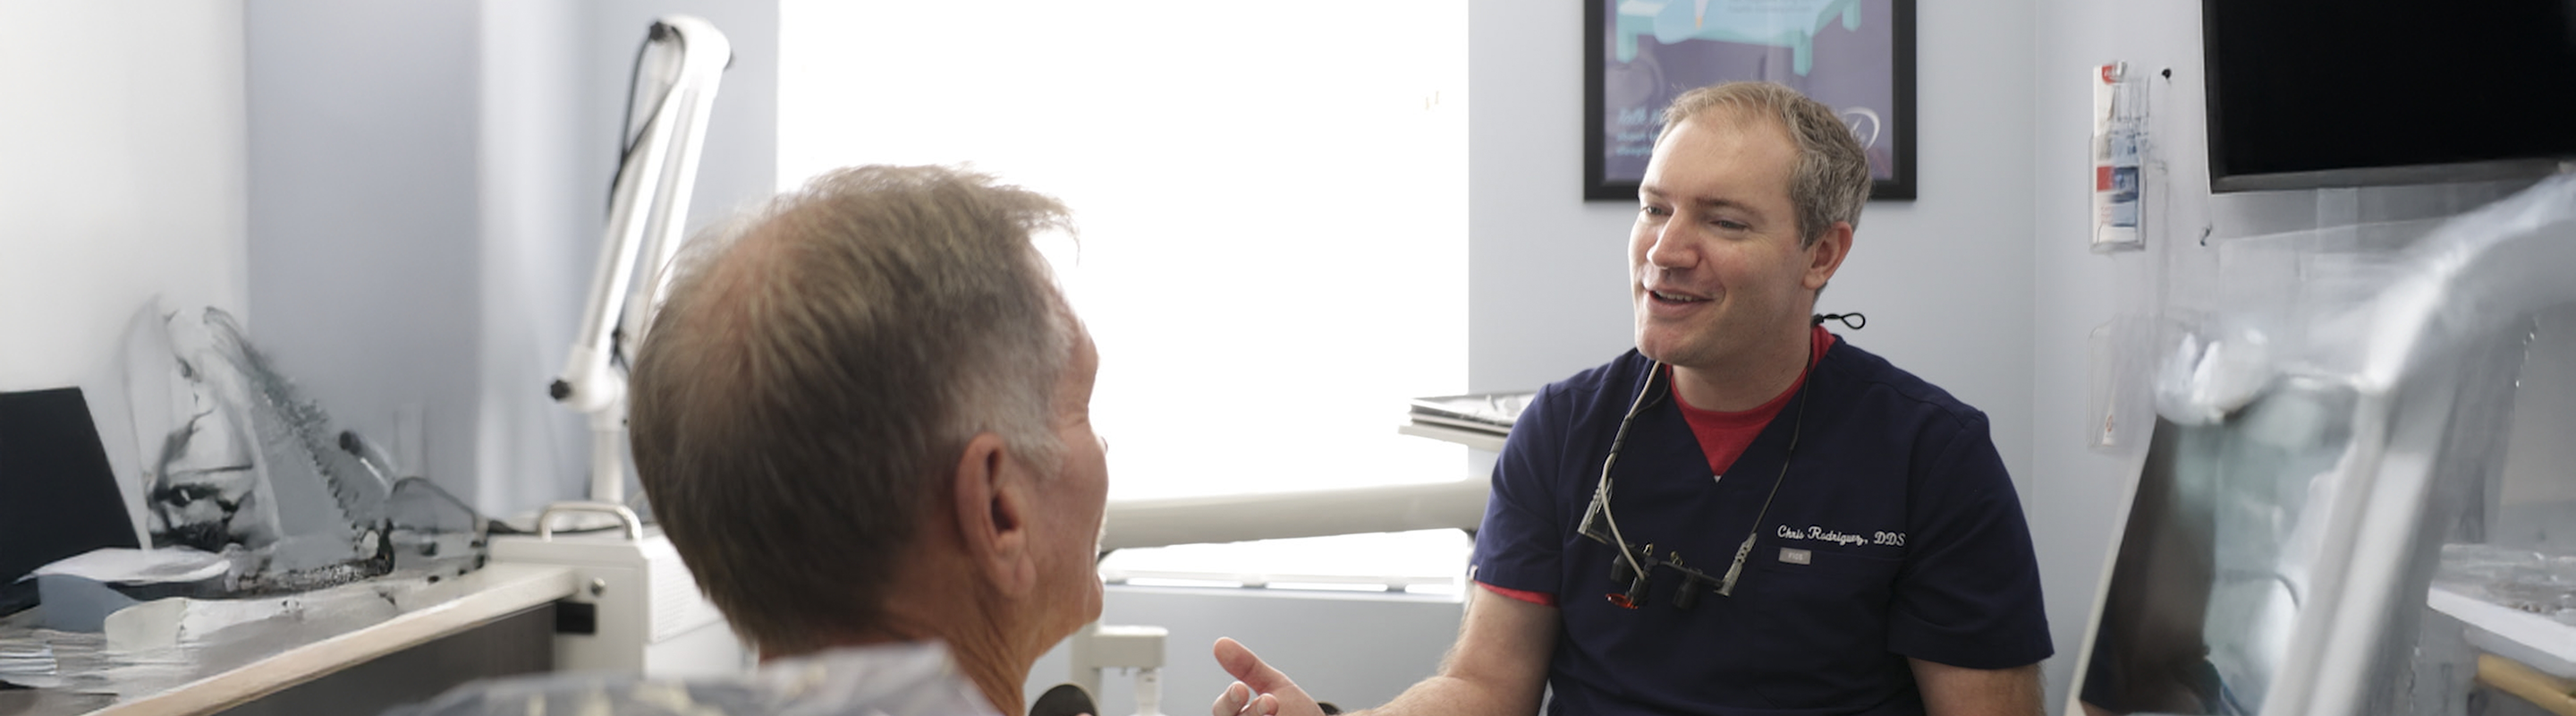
[1650,290,1708,303]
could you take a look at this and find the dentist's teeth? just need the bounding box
[1654,291,1705,303]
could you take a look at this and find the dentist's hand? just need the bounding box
[1211,637,1327,716]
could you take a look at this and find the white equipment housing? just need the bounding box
[492,505,747,677]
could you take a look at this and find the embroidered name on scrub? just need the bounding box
[1775,524,1906,547]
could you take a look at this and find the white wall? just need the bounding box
[1467,0,2040,497]
[0,1,249,393]
[477,0,597,517]
[0,0,250,529]
[241,0,776,516]
[242,0,486,508]
[2021,2,2194,708]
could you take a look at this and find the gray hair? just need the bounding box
[1658,81,1872,247]
[626,165,1075,653]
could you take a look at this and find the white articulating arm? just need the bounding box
[550,16,732,507]
[1076,480,1487,714]
[1098,478,1488,552]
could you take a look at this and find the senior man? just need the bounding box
[1214,82,2050,716]
[396,165,1107,716]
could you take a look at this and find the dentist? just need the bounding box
[1214,82,2051,716]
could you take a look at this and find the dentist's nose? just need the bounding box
[1647,221,1695,270]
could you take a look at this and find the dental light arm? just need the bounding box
[551,16,731,507]
[1098,478,1490,552]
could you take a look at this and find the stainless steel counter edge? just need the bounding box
[90,564,580,716]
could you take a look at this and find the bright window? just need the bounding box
[777,1,1470,507]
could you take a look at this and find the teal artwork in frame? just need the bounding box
[1586,0,1917,200]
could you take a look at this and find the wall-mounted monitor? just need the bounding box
[2203,0,2576,192]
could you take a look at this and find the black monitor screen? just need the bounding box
[0,388,138,587]
[2205,0,2576,191]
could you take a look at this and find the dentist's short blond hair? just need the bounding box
[1658,81,1872,248]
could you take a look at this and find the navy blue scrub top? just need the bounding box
[1471,339,2052,716]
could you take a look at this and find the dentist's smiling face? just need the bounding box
[1629,110,1818,371]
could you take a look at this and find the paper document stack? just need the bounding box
[1401,392,1536,452]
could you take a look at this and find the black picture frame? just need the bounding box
[1585,0,1917,201]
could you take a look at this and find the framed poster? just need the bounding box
[1585,0,1917,201]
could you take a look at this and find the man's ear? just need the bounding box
[951,432,1038,597]
[1803,221,1854,291]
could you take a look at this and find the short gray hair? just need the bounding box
[1658,81,1871,247]
[627,165,1075,653]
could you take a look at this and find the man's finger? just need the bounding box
[1214,637,1295,694]
[1212,681,1250,716]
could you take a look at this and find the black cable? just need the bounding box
[607,22,685,215]
[1589,362,1665,600]
[1593,325,1831,605]
[481,517,623,537]
[601,21,689,371]
[609,28,654,214]
[1717,381,1809,596]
